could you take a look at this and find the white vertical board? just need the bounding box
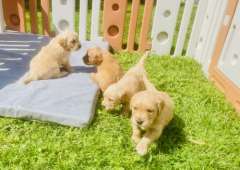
[194,0,227,74]
[174,0,194,56]
[218,2,240,87]
[52,0,76,33]
[187,0,208,57]
[79,0,88,41]
[151,0,181,55]
[0,0,5,32]
[90,0,101,41]
[201,0,227,74]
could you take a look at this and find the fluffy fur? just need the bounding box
[102,51,150,115]
[130,89,174,156]
[23,31,81,84]
[83,47,123,92]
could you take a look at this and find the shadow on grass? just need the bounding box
[155,115,186,154]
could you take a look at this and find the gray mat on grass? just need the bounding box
[0,32,108,127]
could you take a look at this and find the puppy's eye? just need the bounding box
[147,109,154,113]
[71,39,76,44]
[133,106,138,110]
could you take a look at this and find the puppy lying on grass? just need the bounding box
[130,85,174,156]
[23,31,81,84]
[83,47,123,92]
[102,51,150,115]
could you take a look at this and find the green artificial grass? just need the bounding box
[0,53,239,169]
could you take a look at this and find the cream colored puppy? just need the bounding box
[23,31,81,84]
[83,47,123,92]
[130,89,174,156]
[102,51,150,115]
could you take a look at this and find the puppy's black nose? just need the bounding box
[78,43,81,49]
[137,120,143,125]
[83,54,89,64]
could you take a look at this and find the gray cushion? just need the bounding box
[0,35,108,127]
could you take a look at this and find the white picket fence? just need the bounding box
[0,0,236,78]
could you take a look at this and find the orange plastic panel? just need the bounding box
[29,0,38,34]
[103,0,128,50]
[2,0,25,31]
[138,0,153,52]
[127,0,140,52]
[41,0,51,36]
[209,0,240,115]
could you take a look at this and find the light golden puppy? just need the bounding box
[83,47,123,92]
[23,31,81,84]
[102,51,150,115]
[130,90,174,155]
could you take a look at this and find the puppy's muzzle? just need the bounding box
[136,120,143,125]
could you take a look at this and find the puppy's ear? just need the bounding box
[117,89,125,99]
[95,53,103,65]
[58,36,70,51]
[58,37,66,47]
[156,96,165,114]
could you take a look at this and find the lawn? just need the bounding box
[1,1,240,169]
[0,53,239,169]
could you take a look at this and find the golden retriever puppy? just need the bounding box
[83,47,123,92]
[23,31,81,84]
[102,51,150,115]
[130,90,174,155]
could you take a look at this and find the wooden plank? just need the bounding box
[174,0,194,56]
[217,2,240,86]
[138,0,154,52]
[103,0,128,50]
[194,0,227,75]
[41,0,51,36]
[209,0,240,114]
[79,0,88,40]
[17,0,25,32]
[0,0,5,32]
[2,0,21,31]
[90,0,101,40]
[151,0,181,55]
[187,0,208,57]
[127,0,140,52]
[52,0,75,33]
[29,0,38,34]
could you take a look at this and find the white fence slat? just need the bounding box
[174,0,194,56]
[194,0,218,63]
[90,0,101,40]
[151,0,181,55]
[0,0,5,32]
[52,0,75,33]
[79,0,88,41]
[218,2,240,87]
[201,0,227,74]
[187,0,208,57]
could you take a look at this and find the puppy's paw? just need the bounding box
[136,141,148,156]
[131,135,141,144]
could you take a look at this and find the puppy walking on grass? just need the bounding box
[23,31,81,84]
[102,51,150,115]
[130,87,174,156]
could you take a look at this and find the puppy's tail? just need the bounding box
[136,50,150,67]
[143,75,157,91]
